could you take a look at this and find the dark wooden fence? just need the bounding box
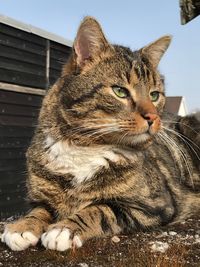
[0,16,72,219]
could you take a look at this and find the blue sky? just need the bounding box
[0,0,200,112]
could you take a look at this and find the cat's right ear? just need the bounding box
[73,17,111,67]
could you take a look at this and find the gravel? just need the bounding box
[1,216,200,267]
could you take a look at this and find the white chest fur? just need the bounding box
[44,136,137,185]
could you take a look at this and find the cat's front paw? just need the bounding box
[41,228,82,251]
[1,227,39,251]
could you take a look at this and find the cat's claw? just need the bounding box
[1,228,39,251]
[41,228,82,251]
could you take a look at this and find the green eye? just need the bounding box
[150,91,160,102]
[112,86,129,98]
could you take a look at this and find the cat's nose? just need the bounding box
[142,113,158,126]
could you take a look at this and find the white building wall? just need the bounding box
[178,97,188,116]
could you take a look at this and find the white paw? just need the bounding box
[41,228,82,251]
[1,229,39,251]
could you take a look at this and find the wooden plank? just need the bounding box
[49,72,60,86]
[0,23,46,46]
[0,209,27,220]
[0,44,46,67]
[0,114,37,127]
[0,170,26,185]
[50,58,64,72]
[0,125,35,137]
[0,57,46,76]
[0,196,27,205]
[49,76,58,86]
[0,173,28,218]
[0,90,43,106]
[0,201,27,214]
[50,48,69,62]
[46,40,50,89]
[0,68,46,88]
[0,180,27,199]
[0,197,25,209]
[1,186,26,196]
[0,186,26,195]
[0,187,27,197]
[0,82,46,96]
[0,136,31,148]
[1,209,28,220]
[0,103,40,117]
[0,159,26,171]
[50,40,71,53]
[0,170,27,182]
[50,68,61,78]
[1,209,27,220]
[50,42,70,74]
[0,148,26,159]
[0,32,46,56]
[0,194,27,207]
[0,115,36,127]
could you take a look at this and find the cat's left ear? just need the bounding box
[74,16,111,67]
[141,35,172,67]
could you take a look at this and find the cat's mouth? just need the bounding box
[118,114,161,146]
[120,123,161,147]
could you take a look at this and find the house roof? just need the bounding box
[0,14,73,47]
[165,96,183,114]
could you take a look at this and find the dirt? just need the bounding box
[0,216,200,267]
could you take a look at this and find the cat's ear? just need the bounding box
[73,17,111,67]
[141,36,172,67]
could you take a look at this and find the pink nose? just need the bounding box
[143,113,158,126]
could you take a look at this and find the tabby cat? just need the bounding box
[2,17,200,251]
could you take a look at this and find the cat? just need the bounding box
[1,16,200,252]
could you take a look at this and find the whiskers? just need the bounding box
[162,119,199,135]
[157,123,200,187]
[162,126,200,160]
[157,130,192,182]
[68,118,123,144]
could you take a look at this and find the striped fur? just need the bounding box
[2,17,200,252]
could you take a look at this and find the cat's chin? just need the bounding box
[99,132,154,148]
[121,132,154,149]
[125,133,151,144]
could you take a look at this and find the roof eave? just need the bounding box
[0,14,73,47]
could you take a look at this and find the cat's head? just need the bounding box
[50,17,171,148]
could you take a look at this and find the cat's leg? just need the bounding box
[41,204,122,251]
[1,207,52,251]
[41,201,165,251]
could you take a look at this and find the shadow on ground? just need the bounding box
[1,216,200,267]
